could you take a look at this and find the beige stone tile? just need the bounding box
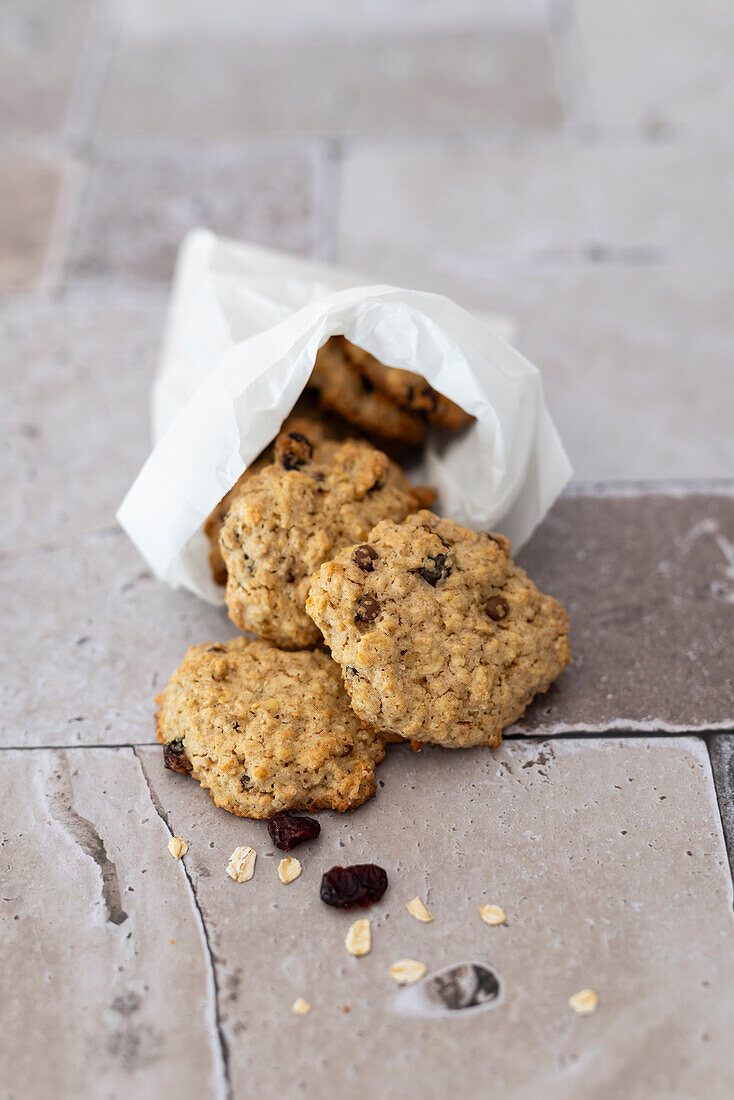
[97,30,561,140]
[0,529,229,747]
[338,143,734,270]
[0,0,91,137]
[136,737,734,1098]
[114,0,550,37]
[0,159,72,291]
[0,747,220,1098]
[571,0,734,128]
[68,151,320,283]
[662,73,734,142]
[472,265,734,482]
[0,291,164,549]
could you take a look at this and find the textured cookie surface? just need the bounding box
[220,429,426,649]
[156,636,385,818]
[309,337,425,446]
[306,511,570,747]
[342,339,474,431]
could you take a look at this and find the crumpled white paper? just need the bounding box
[117,228,572,605]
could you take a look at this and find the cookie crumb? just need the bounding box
[479,904,506,926]
[345,918,371,957]
[278,856,302,884]
[390,959,427,985]
[569,989,598,1015]
[291,997,311,1016]
[406,896,434,923]
[342,1005,351,1013]
[170,938,176,944]
[168,836,188,860]
[226,846,257,882]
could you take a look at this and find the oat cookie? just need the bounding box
[342,339,474,431]
[156,636,386,818]
[220,429,428,649]
[309,337,425,446]
[204,416,333,586]
[306,511,570,747]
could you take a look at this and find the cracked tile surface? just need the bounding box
[133,738,734,1099]
[0,747,221,1098]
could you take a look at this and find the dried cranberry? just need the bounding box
[320,864,388,909]
[417,553,451,586]
[268,812,321,851]
[163,739,191,775]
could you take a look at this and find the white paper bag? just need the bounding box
[117,229,572,604]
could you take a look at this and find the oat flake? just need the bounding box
[278,857,302,884]
[405,896,434,923]
[226,845,257,882]
[479,904,506,926]
[168,836,188,860]
[569,989,598,1015]
[345,918,371,957]
[390,959,427,985]
[291,997,311,1015]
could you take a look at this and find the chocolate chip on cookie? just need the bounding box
[417,553,451,586]
[275,431,313,470]
[354,544,378,571]
[355,594,380,623]
[485,596,509,621]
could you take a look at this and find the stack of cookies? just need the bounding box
[156,338,570,820]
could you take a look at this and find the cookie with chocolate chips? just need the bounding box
[306,510,570,748]
[156,636,386,818]
[341,338,474,431]
[308,337,425,446]
[220,430,430,649]
[203,416,333,587]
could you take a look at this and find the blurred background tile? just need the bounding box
[0,158,75,290]
[67,149,321,283]
[571,0,734,130]
[97,30,561,140]
[337,142,734,267]
[0,291,164,549]
[0,0,92,138]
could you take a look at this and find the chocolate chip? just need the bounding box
[355,594,380,623]
[417,553,451,586]
[163,739,191,775]
[485,595,509,621]
[275,431,312,470]
[354,544,378,571]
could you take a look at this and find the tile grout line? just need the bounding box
[132,747,232,1100]
[2,730,731,753]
